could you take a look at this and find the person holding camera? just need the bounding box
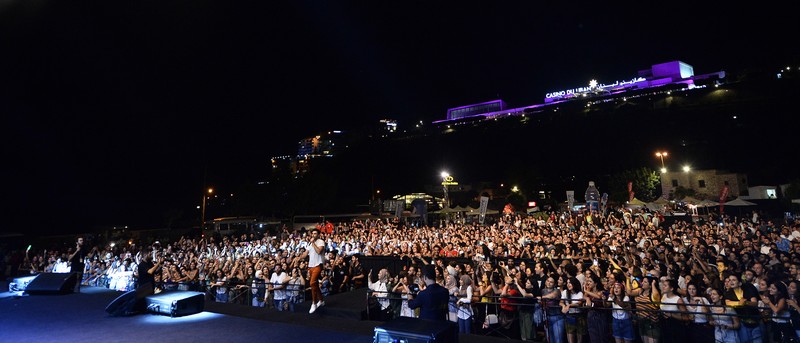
[499,273,522,339]
[393,271,418,318]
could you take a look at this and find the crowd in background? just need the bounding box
[5,206,800,342]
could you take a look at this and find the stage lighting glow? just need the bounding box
[148,291,202,302]
[139,311,223,324]
[9,275,38,292]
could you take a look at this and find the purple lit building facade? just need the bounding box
[433,61,725,124]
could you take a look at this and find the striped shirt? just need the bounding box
[635,291,660,322]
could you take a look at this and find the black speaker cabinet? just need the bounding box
[105,284,153,316]
[24,273,76,295]
[144,291,205,317]
[374,317,458,343]
[10,275,39,292]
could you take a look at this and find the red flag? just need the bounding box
[627,181,634,202]
[719,185,730,213]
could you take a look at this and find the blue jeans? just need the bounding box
[738,323,762,343]
[547,314,565,343]
[215,292,228,303]
[274,298,285,311]
[286,296,297,312]
[458,317,472,334]
[252,297,265,307]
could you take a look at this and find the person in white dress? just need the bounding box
[684,282,713,342]
[392,271,417,318]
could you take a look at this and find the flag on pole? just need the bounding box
[566,191,575,211]
[719,185,730,213]
[601,193,608,213]
[479,196,489,224]
[395,200,403,218]
[627,181,634,202]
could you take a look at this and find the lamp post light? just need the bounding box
[440,171,450,209]
[201,187,213,229]
[655,151,668,173]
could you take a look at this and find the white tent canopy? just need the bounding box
[653,197,670,205]
[725,198,757,206]
[679,196,702,204]
[645,202,665,211]
[696,199,719,207]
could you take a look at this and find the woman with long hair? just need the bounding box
[455,274,474,334]
[683,282,714,342]
[786,280,800,341]
[709,288,739,343]
[542,275,565,343]
[583,272,610,343]
[286,267,305,312]
[392,271,416,318]
[445,273,459,322]
[561,277,586,343]
[762,280,796,342]
[609,282,634,343]
[630,277,660,343]
[659,278,689,343]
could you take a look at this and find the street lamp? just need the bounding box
[655,151,668,173]
[440,171,450,208]
[201,187,213,229]
[683,165,691,172]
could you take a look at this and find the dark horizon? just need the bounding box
[2,2,799,236]
[9,70,800,237]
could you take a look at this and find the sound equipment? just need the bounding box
[374,317,458,343]
[24,273,76,295]
[10,275,39,292]
[105,283,154,316]
[144,291,204,317]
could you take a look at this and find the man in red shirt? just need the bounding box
[439,243,459,257]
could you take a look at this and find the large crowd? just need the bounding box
[5,206,800,343]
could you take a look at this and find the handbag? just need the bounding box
[448,312,458,322]
[484,303,498,325]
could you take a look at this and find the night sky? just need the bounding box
[1,2,798,234]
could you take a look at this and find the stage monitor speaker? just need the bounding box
[24,273,76,295]
[105,283,154,316]
[374,317,458,343]
[10,275,39,292]
[144,291,204,317]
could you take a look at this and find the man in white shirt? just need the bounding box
[269,264,289,311]
[302,228,326,313]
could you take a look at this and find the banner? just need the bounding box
[411,198,427,225]
[395,200,403,218]
[566,191,575,211]
[601,193,609,214]
[719,185,730,213]
[479,196,489,225]
[627,181,634,202]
